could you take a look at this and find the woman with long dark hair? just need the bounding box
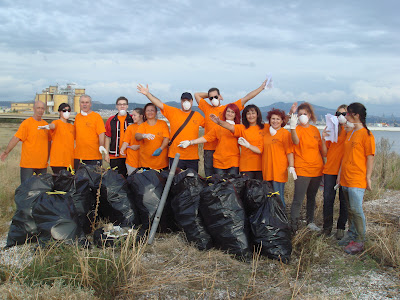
[262,108,295,207]
[337,102,375,255]
[179,103,241,175]
[289,102,325,232]
[210,104,264,179]
[135,103,169,170]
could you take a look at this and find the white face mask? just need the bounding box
[346,121,355,129]
[182,100,191,111]
[211,98,220,107]
[62,111,70,120]
[81,111,88,116]
[269,126,277,136]
[299,114,309,125]
[338,115,347,124]
[119,110,127,116]
[226,120,235,125]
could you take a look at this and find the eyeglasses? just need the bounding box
[209,96,219,100]
[335,112,347,117]
[62,109,71,112]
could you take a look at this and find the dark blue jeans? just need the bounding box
[169,158,199,173]
[214,167,239,176]
[203,150,215,177]
[323,174,348,233]
[240,171,263,180]
[20,167,47,184]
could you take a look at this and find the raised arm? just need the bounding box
[194,92,208,105]
[321,127,329,157]
[137,84,164,110]
[289,114,299,145]
[241,79,267,106]
[209,114,235,133]
[0,136,20,161]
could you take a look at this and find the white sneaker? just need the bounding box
[307,223,321,232]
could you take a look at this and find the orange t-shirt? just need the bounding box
[14,117,50,168]
[262,125,293,182]
[50,120,75,168]
[74,112,106,160]
[110,115,128,160]
[203,126,239,169]
[233,124,264,172]
[340,128,375,189]
[161,105,205,160]
[323,126,346,175]
[198,98,243,151]
[123,123,141,168]
[136,120,169,170]
[293,125,324,177]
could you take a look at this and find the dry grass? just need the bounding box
[0,125,399,298]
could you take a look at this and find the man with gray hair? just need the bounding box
[0,101,50,183]
[74,94,106,170]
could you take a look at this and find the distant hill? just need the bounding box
[1,100,398,123]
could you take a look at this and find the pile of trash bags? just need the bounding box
[6,166,292,263]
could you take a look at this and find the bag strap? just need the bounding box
[168,111,195,146]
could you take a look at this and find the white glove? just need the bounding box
[142,133,155,140]
[264,74,273,89]
[99,146,107,155]
[238,137,251,149]
[38,125,50,130]
[289,114,298,129]
[289,167,297,180]
[178,140,191,148]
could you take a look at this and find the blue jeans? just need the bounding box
[203,150,215,177]
[341,186,366,242]
[214,167,239,176]
[323,174,348,233]
[271,181,286,208]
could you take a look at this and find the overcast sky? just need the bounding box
[1,0,399,115]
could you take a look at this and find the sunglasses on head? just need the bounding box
[209,96,219,100]
[62,109,71,112]
[335,111,346,117]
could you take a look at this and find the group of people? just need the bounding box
[0,81,375,255]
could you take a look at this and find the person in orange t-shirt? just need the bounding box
[135,103,169,170]
[37,103,75,174]
[120,108,144,175]
[321,104,349,239]
[137,85,204,172]
[1,101,50,183]
[210,104,265,180]
[289,102,326,232]
[104,96,134,177]
[74,94,106,170]
[337,103,375,255]
[194,79,267,176]
[262,108,295,207]
[179,103,241,175]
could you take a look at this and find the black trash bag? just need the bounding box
[199,180,250,257]
[6,173,54,247]
[54,169,93,234]
[32,192,83,244]
[225,173,250,200]
[249,192,292,263]
[170,169,213,250]
[127,169,176,232]
[99,169,139,227]
[243,180,277,215]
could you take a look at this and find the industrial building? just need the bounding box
[33,84,86,113]
[11,102,34,112]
